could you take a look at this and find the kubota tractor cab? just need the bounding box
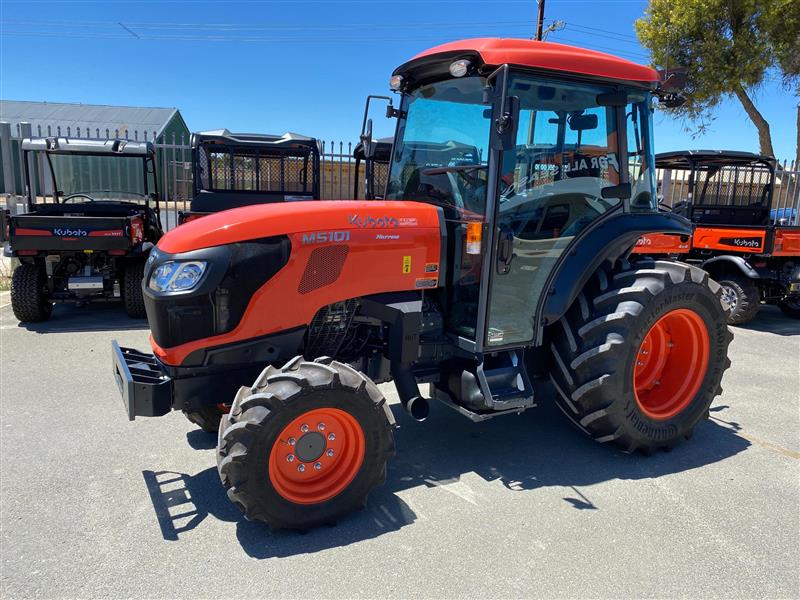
[178,129,321,224]
[2,138,162,321]
[352,136,393,199]
[113,38,731,531]
[635,150,800,323]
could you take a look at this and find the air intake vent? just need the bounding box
[298,245,349,294]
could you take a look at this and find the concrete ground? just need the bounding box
[0,297,798,599]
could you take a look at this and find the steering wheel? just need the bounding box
[63,193,96,203]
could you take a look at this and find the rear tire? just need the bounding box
[10,263,51,322]
[717,273,760,325]
[217,356,395,531]
[778,298,800,318]
[549,258,732,453]
[123,260,146,318]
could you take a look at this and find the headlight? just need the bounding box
[148,260,207,292]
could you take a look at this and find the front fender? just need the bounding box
[539,211,691,329]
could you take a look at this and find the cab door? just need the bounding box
[483,75,633,349]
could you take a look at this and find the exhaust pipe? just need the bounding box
[392,366,430,421]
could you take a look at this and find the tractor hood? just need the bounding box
[157,200,442,254]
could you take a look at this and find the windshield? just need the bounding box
[385,76,490,217]
[36,153,151,203]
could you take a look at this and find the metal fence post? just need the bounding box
[18,123,32,201]
[0,121,16,195]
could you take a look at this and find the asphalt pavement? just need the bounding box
[1,296,798,598]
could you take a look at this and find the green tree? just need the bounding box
[636,0,800,161]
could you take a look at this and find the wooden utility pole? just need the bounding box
[535,0,546,40]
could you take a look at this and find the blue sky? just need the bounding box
[1,0,796,159]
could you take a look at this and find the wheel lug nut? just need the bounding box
[297,464,305,472]
[288,437,296,446]
[328,433,335,441]
[314,462,322,470]
[287,454,295,462]
[317,422,326,431]
[327,449,334,457]
[300,424,309,433]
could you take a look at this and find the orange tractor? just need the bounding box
[113,38,731,530]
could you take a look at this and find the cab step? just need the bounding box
[434,349,535,421]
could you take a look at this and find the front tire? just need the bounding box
[717,273,760,325]
[549,258,732,453]
[10,263,52,323]
[217,356,395,530]
[123,260,146,318]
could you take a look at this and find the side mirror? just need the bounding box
[360,118,375,159]
[658,67,688,92]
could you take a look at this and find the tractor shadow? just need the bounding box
[142,467,417,559]
[13,303,148,334]
[143,381,750,559]
[735,305,800,336]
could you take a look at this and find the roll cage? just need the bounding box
[20,137,159,212]
[191,129,321,201]
[656,150,777,226]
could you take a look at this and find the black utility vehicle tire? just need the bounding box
[778,298,800,319]
[184,405,227,433]
[10,263,51,322]
[217,356,395,531]
[123,261,147,318]
[717,274,760,325]
[549,258,732,454]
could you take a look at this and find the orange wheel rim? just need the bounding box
[268,408,365,505]
[634,308,710,420]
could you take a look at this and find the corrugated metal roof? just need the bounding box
[0,100,180,140]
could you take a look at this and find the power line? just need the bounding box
[0,17,542,30]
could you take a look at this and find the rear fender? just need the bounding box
[701,255,759,279]
[538,211,691,331]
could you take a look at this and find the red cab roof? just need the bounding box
[411,37,659,83]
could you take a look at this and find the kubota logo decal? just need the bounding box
[348,214,399,228]
[720,237,762,248]
[53,228,88,237]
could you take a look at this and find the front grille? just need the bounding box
[304,299,359,358]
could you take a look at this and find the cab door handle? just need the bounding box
[496,226,515,275]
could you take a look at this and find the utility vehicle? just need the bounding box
[178,129,321,225]
[113,38,732,531]
[635,150,800,324]
[2,138,162,321]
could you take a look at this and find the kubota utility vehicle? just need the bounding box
[635,150,800,324]
[113,38,732,531]
[2,138,162,321]
[178,129,321,225]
